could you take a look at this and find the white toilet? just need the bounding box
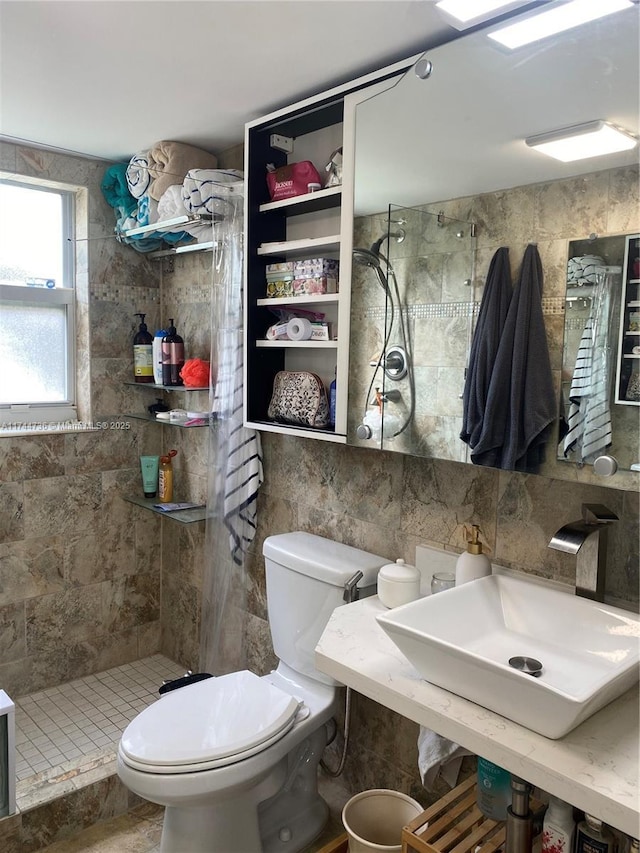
[117,531,386,853]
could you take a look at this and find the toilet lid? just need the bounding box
[120,670,302,772]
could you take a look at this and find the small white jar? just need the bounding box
[377,559,421,608]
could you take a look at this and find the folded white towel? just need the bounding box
[126,151,152,199]
[417,726,472,792]
[182,168,244,219]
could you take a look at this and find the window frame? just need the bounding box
[0,178,77,427]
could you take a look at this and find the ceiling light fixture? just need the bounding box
[525,121,638,163]
[434,0,532,29]
[488,0,634,49]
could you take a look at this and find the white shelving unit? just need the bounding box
[242,58,412,442]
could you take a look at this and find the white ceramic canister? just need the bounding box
[377,559,421,608]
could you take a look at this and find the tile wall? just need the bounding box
[1,141,638,811]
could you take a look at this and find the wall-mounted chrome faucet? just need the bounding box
[548,504,618,602]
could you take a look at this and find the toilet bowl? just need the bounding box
[117,532,387,853]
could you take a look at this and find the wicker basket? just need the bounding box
[402,777,507,853]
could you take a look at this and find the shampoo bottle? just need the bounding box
[455,524,491,585]
[133,313,153,383]
[162,320,185,386]
[153,326,167,385]
[542,796,575,853]
[158,450,178,503]
[477,757,511,821]
[575,815,615,853]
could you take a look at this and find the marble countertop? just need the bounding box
[315,595,640,838]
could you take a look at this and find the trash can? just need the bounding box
[342,789,423,852]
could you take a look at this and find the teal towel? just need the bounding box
[101,164,137,216]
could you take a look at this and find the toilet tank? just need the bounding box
[263,532,387,686]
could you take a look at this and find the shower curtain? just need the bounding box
[200,204,263,675]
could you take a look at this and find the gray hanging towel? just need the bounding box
[461,247,512,449]
[471,244,557,471]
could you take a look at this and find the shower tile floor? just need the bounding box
[15,655,186,786]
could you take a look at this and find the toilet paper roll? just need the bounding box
[266,322,289,341]
[287,317,313,341]
[633,346,640,355]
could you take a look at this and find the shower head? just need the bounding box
[352,247,382,269]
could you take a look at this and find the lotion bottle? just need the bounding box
[455,524,491,585]
[542,796,575,853]
[477,757,511,821]
[158,449,177,503]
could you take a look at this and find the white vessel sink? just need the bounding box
[376,574,640,739]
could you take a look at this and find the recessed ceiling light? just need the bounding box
[488,0,634,49]
[435,0,532,29]
[525,121,638,163]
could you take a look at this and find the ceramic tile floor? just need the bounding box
[15,655,186,782]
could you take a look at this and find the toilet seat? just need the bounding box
[120,670,302,775]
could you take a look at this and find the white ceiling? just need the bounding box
[0,0,460,163]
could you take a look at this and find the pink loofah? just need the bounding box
[179,358,210,388]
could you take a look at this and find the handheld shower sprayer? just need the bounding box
[352,227,414,441]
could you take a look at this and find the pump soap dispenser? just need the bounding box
[133,313,153,383]
[162,320,185,386]
[455,524,491,586]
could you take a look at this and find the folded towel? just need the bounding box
[148,141,218,201]
[101,164,137,216]
[182,168,244,219]
[157,183,210,242]
[417,726,472,792]
[157,184,188,221]
[126,150,152,200]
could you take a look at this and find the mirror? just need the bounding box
[348,4,639,487]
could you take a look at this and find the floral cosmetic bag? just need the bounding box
[267,371,330,428]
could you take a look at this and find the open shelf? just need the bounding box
[255,340,338,349]
[123,495,206,523]
[256,293,339,307]
[257,235,341,257]
[245,419,346,443]
[259,186,341,214]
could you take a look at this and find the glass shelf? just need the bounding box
[124,383,208,391]
[124,412,210,428]
[123,495,206,523]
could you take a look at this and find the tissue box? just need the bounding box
[266,272,294,298]
[265,262,294,274]
[293,258,339,280]
[293,276,337,296]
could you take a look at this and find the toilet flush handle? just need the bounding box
[344,571,364,603]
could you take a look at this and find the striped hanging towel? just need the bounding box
[221,340,263,565]
[563,279,613,463]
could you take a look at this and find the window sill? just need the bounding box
[0,421,102,437]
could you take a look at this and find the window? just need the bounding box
[0,179,77,427]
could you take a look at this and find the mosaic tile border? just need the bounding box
[364,296,566,321]
[90,284,160,304]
